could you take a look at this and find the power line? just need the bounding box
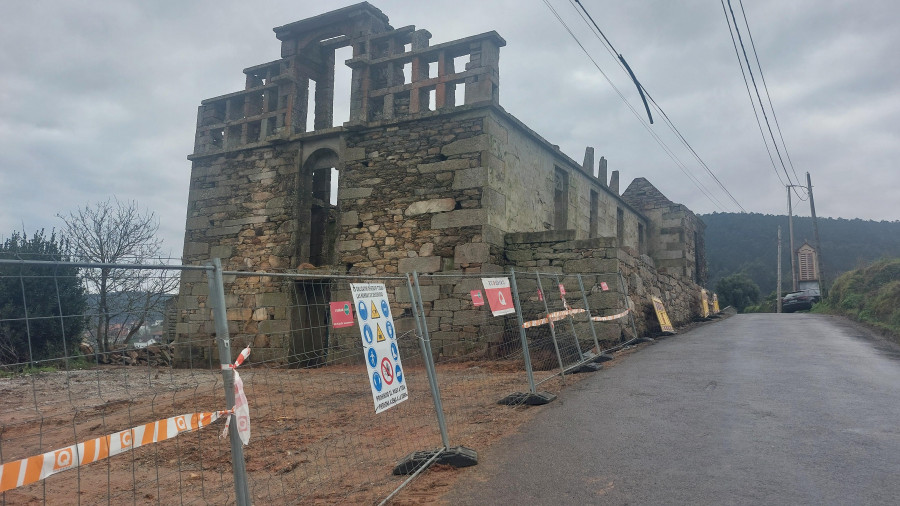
[722,0,806,199]
[569,0,747,213]
[540,0,731,211]
[736,0,805,194]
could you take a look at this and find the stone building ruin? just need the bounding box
[174,2,707,365]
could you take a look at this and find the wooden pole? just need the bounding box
[807,172,825,296]
[777,226,783,313]
[787,186,798,291]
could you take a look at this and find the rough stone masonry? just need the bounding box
[173,2,707,366]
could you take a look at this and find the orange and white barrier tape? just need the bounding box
[591,308,631,322]
[522,308,586,328]
[221,346,251,446]
[0,410,230,493]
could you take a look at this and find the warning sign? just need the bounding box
[351,283,408,414]
[481,277,516,316]
[651,296,675,334]
[330,301,354,329]
[471,290,484,306]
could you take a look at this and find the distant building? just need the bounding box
[797,241,820,293]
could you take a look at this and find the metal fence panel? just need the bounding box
[0,259,239,505]
[211,271,446,504]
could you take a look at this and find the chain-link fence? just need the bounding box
[1,258,647,504]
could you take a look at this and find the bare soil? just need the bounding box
[0,345,649,505]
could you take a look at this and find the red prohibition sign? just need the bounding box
[380,357,394,385]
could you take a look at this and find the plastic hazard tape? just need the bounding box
[522,309,586,328]
[221,346,251,446]
[0,410,230,493]
[591,308,631,322]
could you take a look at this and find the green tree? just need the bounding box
[716,273,761,313]
[0,230,87,366]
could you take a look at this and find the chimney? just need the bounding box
[583,147,594,175]
[610,170,620,194]
[599,157,608,186]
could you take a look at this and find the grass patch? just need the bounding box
[818,258,900,338]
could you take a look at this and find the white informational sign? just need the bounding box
[481,277,516,316]
[350,283,408,414]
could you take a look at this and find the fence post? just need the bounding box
[392,272,477,475]
[576,274,610,363]
[535,272,566,380]
[207,258,252,506]
[496,270,557,406]
[406,273,449,449]
[508,269,536,393]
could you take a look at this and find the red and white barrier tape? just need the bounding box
[221,346,251,446]
[591,308,631,322]
[522,308,586,328]
[0,410,231,493]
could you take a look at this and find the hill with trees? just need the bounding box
[702,213,900,295]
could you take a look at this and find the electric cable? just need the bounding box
[541,0,732,211]
[570,0,747,212]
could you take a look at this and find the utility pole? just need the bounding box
[777,226,783,313]
[787,186,798,291]
[807,172,825,296]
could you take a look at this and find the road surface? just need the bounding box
[442,313,900,505]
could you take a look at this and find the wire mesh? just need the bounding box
[214,271,445,504]
[0,259,237,505]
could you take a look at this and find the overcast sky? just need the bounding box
[2,0,898,256]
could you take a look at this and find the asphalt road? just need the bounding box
[443,313,900,505]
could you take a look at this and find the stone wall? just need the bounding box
[504,230,702,341]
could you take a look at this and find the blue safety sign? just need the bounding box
[372,371,383,392]
[351,282,409,414]
[357,300,368,321]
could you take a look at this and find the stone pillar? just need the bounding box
[610,170,620,194]
[599,156,608,186]
[314,49,335,130]
[583,147,594,175]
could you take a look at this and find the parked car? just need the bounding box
[782,290,821,313]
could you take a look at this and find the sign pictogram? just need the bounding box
[357,300,368,321]
[372,372,383,392]
[367,348,378,368]
[381,357,394,385]
[363,324,374,344]
[381,300,390,318]
[386,320,395,339]
[376,324,387,342]
[370,301,382,319]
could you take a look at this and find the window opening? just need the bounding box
[616,207,624,245]
[554,167,569,230]
[306,79,317,132]
[333,46,353,126]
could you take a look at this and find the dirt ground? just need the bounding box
[0,345,647,505]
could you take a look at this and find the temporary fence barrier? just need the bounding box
[0,257,658,504]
